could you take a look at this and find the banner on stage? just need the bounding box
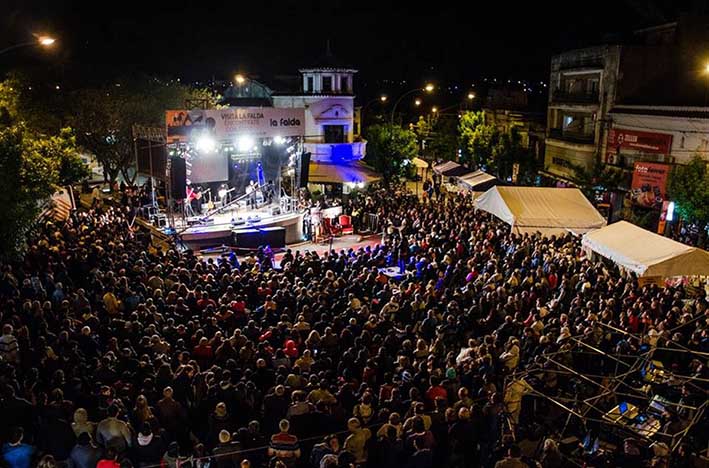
[166,108,305,143]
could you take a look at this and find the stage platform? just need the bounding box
[169,204,304,250]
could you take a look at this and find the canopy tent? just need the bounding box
[308,161,381,185]
[411,157,429,169]
[457,169,500,192]
[582,221,709,277]
[474,186,607,235]
[433,161,473,177]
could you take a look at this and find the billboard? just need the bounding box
[166,108,305,143]
[630,162,669,209]
[605,128,672,164]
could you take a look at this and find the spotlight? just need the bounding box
[195,133,216,153]
[237,136,255,152]
[274,136,286,145]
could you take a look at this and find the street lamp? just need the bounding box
[235,74,246,84]
[360,95,389,124]
[431,106,438,113]
[467,92,476,100]
[415,99,422,106]
[390,83,435,124]
[0,35,56,56]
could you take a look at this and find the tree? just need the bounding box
[68,78,219,184]
[569,155,627,199]
[0,123,87,259]
[364,123,418,184]
[492,127,536,183]
[668,155,709,229]
[417,114,459,162]
[458,111,499,169]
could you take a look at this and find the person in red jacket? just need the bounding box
[96,448,120,468]
[424,376,448,410]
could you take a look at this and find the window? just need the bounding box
[306,77,314,93]
[324,125,345,143]
[341,76,349,92]
[587,78,599,95]
[322,76,332,93]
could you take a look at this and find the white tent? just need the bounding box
[474,186,607,235]
[433,161,472,177]
[458,170,499,191]
[582,221,709,277]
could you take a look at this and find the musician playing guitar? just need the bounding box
[185,184,199,216]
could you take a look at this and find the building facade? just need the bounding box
[543,45,622,180]
[273,66,366,163]
[606,106,709,167]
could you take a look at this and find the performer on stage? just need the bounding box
[185,184,197,217]
[246,180,258,209]
[264,180,274,205]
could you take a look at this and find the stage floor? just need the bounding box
[169,203,304,248]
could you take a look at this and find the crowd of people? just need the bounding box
[0,183,707,468]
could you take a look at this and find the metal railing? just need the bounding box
[552,89,599,104]
[549,128,595,143]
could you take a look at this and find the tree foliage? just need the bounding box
[569,156,627,199]
[668,155,709,226]
[458,111,536,182]
[68,78,219,184]
[0,123,86,259]
[416,115,459,163]
[459,111,498,169]
[364,123,418,184]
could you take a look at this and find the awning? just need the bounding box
[411,157,429,169]
[433,161,473,177]
[308,161,381,185]
[458,170,500,191]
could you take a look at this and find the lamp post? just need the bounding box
[390,83,434,125]
[233,73,272,101]
[0,36,56,56]
[360,95,387,126]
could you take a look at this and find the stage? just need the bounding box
[168,202,304,250]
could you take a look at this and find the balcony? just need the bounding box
[549,128,595,144]
[552,89,599,104]
[305,141,367,163]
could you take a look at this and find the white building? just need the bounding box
[273,65,366,163]
[607,105,709,167]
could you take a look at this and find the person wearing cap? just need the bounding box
[343,418,371,465]
[212,430,241,468]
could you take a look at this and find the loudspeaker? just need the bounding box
[299,152,311,188]
[170,156,187,199]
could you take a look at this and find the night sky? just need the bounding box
[1,0,700,90]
